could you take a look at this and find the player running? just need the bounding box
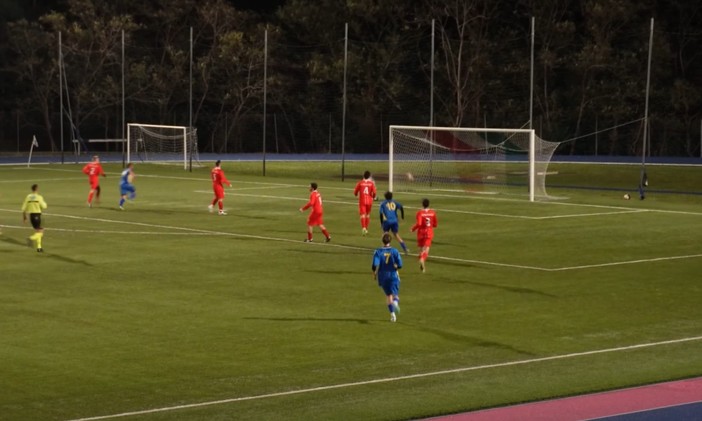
[354,170,376,235]
[372,233,403,322]
[378,191,408,254]
[82,155,106,207]
[410,198,438,273]
[118,163,136,210]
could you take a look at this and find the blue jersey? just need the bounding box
[372,246,403,295]
[372,246,403,278]
[119,168,136,197]
[120,168,131,186]
[379,199,404,233]
[379,200,404,224]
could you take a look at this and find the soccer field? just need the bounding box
[1,160,701,420]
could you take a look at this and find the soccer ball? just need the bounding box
[623,193,630,200]
[406,172,414,182]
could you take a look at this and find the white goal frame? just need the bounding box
[126,123,195,169]
[389,125,552,202]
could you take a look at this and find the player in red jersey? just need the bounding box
[410,198,438,273]
[208,160,232,215]
[299,182,331,242]
[353,170,376,235]
[82,155,106,207]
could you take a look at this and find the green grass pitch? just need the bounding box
[1,160,701,420]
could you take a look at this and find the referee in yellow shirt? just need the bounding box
[21,184,48,252]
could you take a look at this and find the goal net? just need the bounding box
[389,126,560,201]
[127,123,201,169]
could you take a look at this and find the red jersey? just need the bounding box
[82,162,105,180]
[211,166,231,187]
[411,208,438,237]
[302,190,323,214]
[354,178,376,206]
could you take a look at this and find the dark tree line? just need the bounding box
[0,0,700,156]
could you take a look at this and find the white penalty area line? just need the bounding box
[67,335,702,421]
[543,253,702,272]
[426,252,702,272]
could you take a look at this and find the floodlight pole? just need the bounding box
[429,19,435,187]
[529,17,535,130]
[121,30,125,167]
[189,27,193,172]
[430,19,434,128]
[640,18,654,199]
[59,31,64,164]
[341,23,348,182]
[642,18,653,165]
[263,29,268,176]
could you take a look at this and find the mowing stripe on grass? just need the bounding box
[67,335,702,421]
[2,209,700,272]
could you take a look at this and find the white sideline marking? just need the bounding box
[66,335,702,421]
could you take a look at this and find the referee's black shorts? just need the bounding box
[29,213,42,230]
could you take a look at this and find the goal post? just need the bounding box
[388,125,560,202]
[126,123,200,169]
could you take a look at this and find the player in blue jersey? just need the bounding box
[372,233,403,322]
[378,191,408,254]
[118,163,136,210]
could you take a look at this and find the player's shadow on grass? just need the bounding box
[436,276,557,298]
[289,248,367,257]
[245,316,371,324]
[0,236,93,266]
[467,279,557,297]
[43,253,94,266]
[404,322,535,356]
[0,235,27,251]
[306,269,363,276]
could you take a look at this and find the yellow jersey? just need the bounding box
[21,193,47,214]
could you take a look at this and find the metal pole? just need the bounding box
[121,30,125,167]
[640,18,654,200]
[262,29,268,176]
[430,19,434,127]
[341,23,348,182]
[528,17,535,199]
[642,18,653,164]
[429,19,435,187]
[189,27,193,171]
[529,17,534,130]
[59,32,64,163]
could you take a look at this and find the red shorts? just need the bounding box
[417,234,433,248]
[89,178,100,189]
[307,212,323,226]
[358,203,372,215]
[213,185,225,200]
